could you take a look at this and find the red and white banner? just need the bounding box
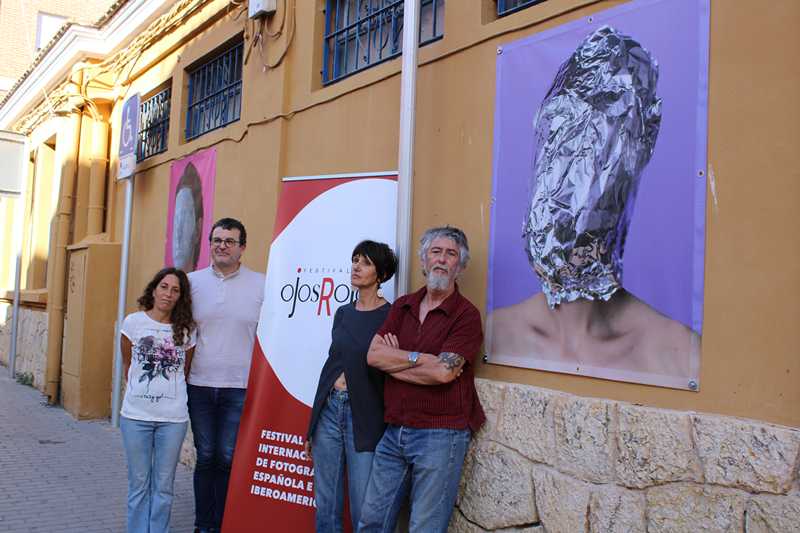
[223,172,397,532]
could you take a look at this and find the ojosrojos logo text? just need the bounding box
[280,266,356,318]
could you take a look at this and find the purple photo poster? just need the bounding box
[485,0,709,390]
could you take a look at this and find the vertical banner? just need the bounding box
[485,0,709,389]
[164,148,216,272]
[223,172,398,532]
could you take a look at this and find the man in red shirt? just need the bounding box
[358,226,484,533]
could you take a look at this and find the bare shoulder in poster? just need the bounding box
[487,26,699,381]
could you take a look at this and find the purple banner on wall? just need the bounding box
[485,0,709,390]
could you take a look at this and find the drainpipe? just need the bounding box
[396,0,420,296]
[43,77,83,404]
[87,113,109,235]
[7,133,29,378]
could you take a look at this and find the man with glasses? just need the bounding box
[187,217,265,533]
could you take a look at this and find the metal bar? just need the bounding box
[111,175,134,428]
[498,0,544,17]
[343,0,351,77]
[432,0,438,38]
[323,1,331,82]
[185,73,195,140]
[396,0,420,296]
[284,170,398,182]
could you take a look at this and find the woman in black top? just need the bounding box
[305,240,397,532]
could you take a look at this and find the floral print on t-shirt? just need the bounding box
[131,334,184,403]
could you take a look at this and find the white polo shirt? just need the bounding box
[187,264,265,388]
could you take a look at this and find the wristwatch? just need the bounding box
[408,351,420,367]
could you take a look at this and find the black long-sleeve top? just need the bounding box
[307,302,390,452]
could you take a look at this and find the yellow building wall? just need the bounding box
[81,0,798,428]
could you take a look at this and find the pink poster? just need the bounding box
[165,148,216,272]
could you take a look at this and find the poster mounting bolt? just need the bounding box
[688,380,698,391]
[497,46,503,55]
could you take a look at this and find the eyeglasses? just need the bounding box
[211,238,240,248]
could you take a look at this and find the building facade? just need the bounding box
[0,0,118,98]
[0,0,798,530]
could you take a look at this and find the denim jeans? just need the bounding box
[119,416,188,533]
[357,425,470,533]
[187,385,246,530]
[312,389,375,532]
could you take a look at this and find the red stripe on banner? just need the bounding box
[272,175,397,240]
[222,340,316,532]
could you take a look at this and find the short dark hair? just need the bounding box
[352,240,398,284]
[209,217,247,246]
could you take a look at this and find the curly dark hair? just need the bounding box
[137,267,196,347]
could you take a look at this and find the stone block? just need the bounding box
[449,510,544,533]
[449,509,485,533]
[589,485,646,533]
[616,405,702,488]
[457,440,537,529]
[745,493,800,533]
[693,414,800,494]
[495,383,558,464]
[474,378,506,439]
[553,395,615,483]
[646,483,747,533]
[532,465,591,533]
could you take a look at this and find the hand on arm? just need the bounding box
[367,333,465,385]
[392,351,465,385]
[367,333,417,373]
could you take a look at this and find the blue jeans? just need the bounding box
[312,389,375,532]
[357,425,470,533]
[120,416,188,533]
[187,385,246,530]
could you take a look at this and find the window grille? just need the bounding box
[323,0,445,85]
[185,41,243,141]
[497,0,546,17]
[137,87,171,161]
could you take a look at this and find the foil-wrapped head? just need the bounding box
[523,25,662,307]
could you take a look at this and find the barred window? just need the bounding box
[137,87,171,161]
[497,0,546,17]
[185,40,243,141]
[323,0,445,85]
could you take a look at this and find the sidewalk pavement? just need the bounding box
[0,369,195,532]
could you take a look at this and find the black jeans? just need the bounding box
[187,385,246,529]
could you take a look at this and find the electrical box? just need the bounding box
[248,0,276,19]
[62,240,121,419]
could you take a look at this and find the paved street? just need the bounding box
[0,369,195,532]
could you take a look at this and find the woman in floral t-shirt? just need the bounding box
[120,267,196,533]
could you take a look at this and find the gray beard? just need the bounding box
[426,272,451,292]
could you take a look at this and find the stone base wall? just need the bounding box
[450,379,800,533]
[0,302,48,391]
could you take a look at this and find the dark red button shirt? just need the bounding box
[377,285,485,432]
